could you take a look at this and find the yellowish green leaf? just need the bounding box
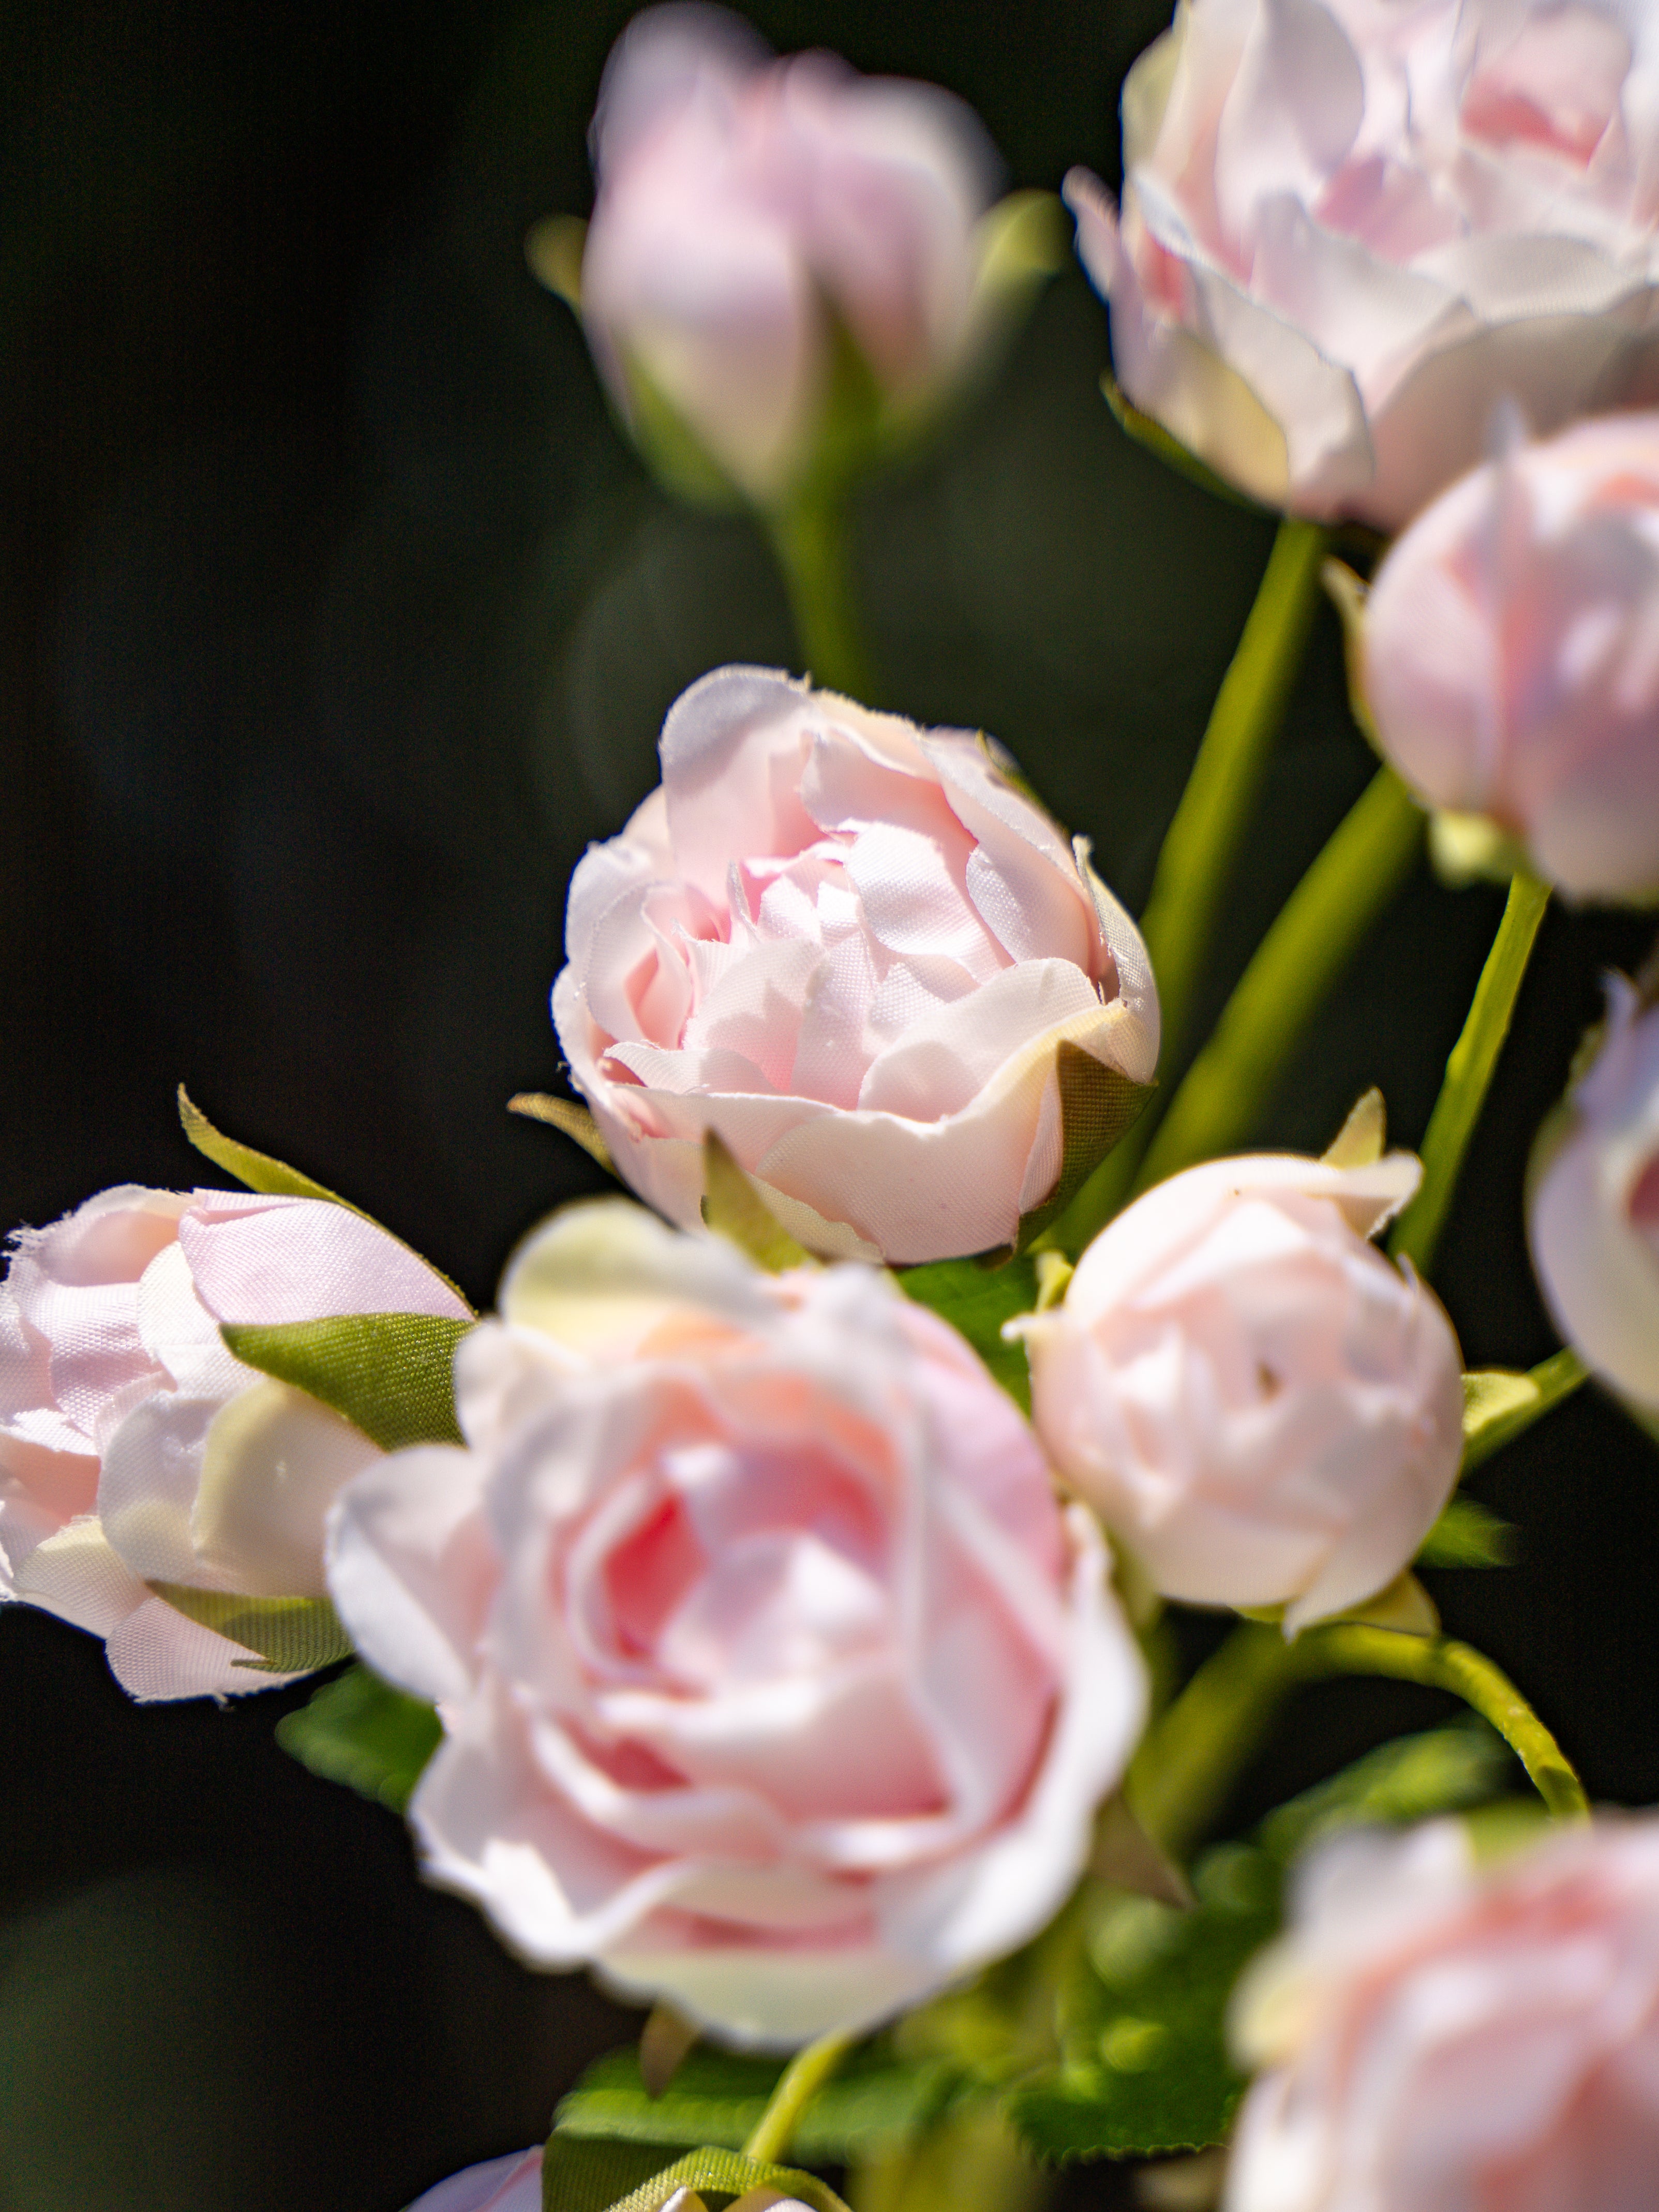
[700,1132,810,1272]
[145,1583,353,1674]
[509,1092,616,1173]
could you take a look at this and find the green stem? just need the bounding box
[742,2029,855,2165]
[1388,873,1550,1276]
[1131,768,1424,1197]
[768,496,873,699]
[1463,1348,1588,1477]
[1045,520,1327,1250]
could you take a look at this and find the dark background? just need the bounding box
[2,2,1654,2205]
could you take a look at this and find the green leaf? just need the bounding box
[1460,1353,1586,1474]
[177,1086,355,1209]
[542,2140,853,2212]
[1256,1717,1512,1863]
[895,1254,1039,1412]
[700,1132,810,1273]
[556,2043,961,2167]
[274,1661,442,1812]
[1013,1044,1154,1256]
[220,1313,473,1452]
[525,213,586,311]
[1417,1494,1516,1568]
[509,1093,616,1174]
[146,1583,353,1674]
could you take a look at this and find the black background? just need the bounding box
[2,2,1655,2205]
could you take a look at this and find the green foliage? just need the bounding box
[1008,1721,1514,2166]
[1417,1494,1516,1568]
[274,1662,442,1813]
[221,1313,472,1453]
[895,1255,1039,1411]
[146,1585,353,1674]
[700,1132,810,1272]
[508,1092,616,1173]
[1013,1045,1153,1256]
[555,2042,962,2166]
[541,2139,852,2212]
[177,1085,354,1209]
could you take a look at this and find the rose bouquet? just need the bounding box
[13,3,1659,2208]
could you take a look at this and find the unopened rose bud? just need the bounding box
[1530,975,1659,1413]
[1022,1153,1464,1634]
[405,2147,542,2211]
[569,5,1008,503]
[1364,413,1659,903]
[0,1185,469,1700]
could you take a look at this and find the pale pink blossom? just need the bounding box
[1020,1153,1464,1634]
[1530,975,1659,1410]
[579,5,997,500]
[405,2148,542,2212]
[552,667,1159,1265]
[0,1184,469,1700]
[1365,411,1659,901]
[1069,0,1659,529]
[328,1202,1146,2047]
[1227,1815,1659,2212]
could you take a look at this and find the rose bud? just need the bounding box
[1067,0,1659,530]
[405,2148,542,2212]
[327,1204,1147,2047]
[1226,1815,1659,2211]
[564,5,1013,505]
[1530,975,1659,1414]
[552,667,1159,1265]
[1020,1153,1464,1635]
[0,1185,469,1700]
[1364,412,1659,903]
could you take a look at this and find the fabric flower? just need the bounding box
[552,667,1159,1265]
[576,4,1000,502]
[328,1201,1147,2047]
[1364,410,1659,902]
[405,2148,542,2212]
[1530,974,1659,1411]
[0,1184,469,1700]
[1069,0,1659,529]
[1227,1815,1659,2211]
[1020,1152,1464,1634]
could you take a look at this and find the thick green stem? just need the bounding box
[1131,768,1424,1196]
[1388,873,1550,1276]
[768,496,873,699]
[1047,521,1327,1250]
[742,2029,854,2165]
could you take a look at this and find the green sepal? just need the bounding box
[510,1093,616,1174]
[220,1313,473,1452]
[1417,1494,1516,1568]
[145,1582,353,1674]
[178,1086,354,1210]
[617,352,745,511]
[525,213,586,311]
[895,1255,1039,1413]
[274,1661,442,1812]
[700,1132,811,1273]
[1013,1044,1154,1257]
[555,2042,962,2166]
[1461,1354,1586,1475]
[1101,376,1266,514]
[542,2138,852,2212]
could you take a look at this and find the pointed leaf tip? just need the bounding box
[176,1086,353,1208]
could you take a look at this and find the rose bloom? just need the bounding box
[1226,1815,1659,2212]
[1531,975,1659,1412]
[1020,1153,1464,1634]
[552,667,1159,1266]
[1365,411,1659,903]
[327,1199,1147,2047]
[1068,0,1659,530]
[0,1185,469,1700]
[577,4,998,502]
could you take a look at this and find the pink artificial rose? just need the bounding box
[0,1183,469,1701]
[578,5,998,501]
[405,2148,542,2212]
[327,1200,1147,2047]
[1227,1815,1659,2212]
[1020,1152,1464,1634]
[551,667,1160,1265]
[1530,976,1659,1411]
[1068,0,1659,529]
[1364,411,1659,902]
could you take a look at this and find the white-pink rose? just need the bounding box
[1364,411,1659,901]
[1069,0,1659,530]
[551,667,1159,1265]
[405,2148,542,2212]
[1020,1153,1464,1634]
[0,1183,469,1700]
[577,5,998,501]
[327,1200,1147,2047]
[1227,1815,1659,2212]
[1530,975,1659,1411]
